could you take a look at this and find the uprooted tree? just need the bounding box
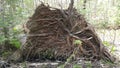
[10,0,115,63]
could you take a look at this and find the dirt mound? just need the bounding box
[21,1,115,63]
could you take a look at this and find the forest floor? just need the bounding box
[1,29,120,68]
[96,29,120,60]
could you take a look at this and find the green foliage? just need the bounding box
[103,41,111,46]
[115,1,120,27]
[0,0,21,48]
[101,59,115,65]
[86,61,92,68]
[110,45,116,53]
[2,51,12,58]
[103,41,116,53]
[100,21,109,28]
[74,40,82,45]
[0,35,7,44]
[76,0,119,29]
[73,64,82,68]
[10,39,21,49]
[0,0,34,51]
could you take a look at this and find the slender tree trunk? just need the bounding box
[83,0,87,9]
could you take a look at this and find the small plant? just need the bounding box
[103,41,116,53]
[74,40,82,45]
[103,41,111,47]
[10,39,21,49]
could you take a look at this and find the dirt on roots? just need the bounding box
[19,1,115,63]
